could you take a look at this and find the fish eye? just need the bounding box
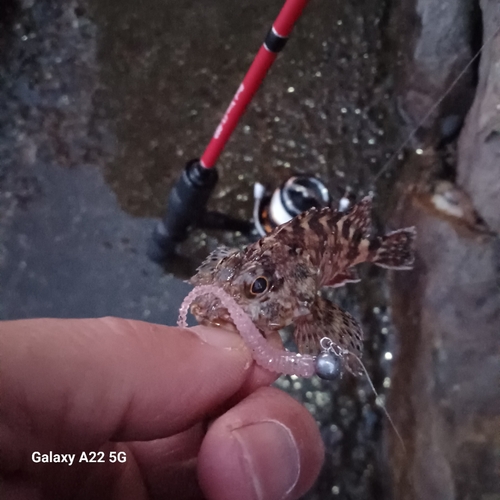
[250,276,269,295]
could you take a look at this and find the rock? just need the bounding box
[457,0,500,234]
[389,197,500,500]
[391,0,477,144]
[388,1,500,498]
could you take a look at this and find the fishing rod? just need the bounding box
[149,0,311,262]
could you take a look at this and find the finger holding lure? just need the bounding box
[179,196,416,379]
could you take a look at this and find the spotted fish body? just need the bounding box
[190,196,416,374]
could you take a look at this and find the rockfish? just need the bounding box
[189,196,416,372]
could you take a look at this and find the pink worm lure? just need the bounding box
[178,285,316,377]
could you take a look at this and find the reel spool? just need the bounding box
[253,175,331,236]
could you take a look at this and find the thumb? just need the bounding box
[0,317,270,470]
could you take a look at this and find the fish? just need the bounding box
[189,196,416,374]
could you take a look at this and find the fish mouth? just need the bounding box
[190,300,237,333]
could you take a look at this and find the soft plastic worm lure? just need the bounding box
[178,284,316,377]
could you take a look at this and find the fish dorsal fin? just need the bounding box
[190,246,239,284]
[316,197,373,287]
[272,206,337,238]
[343,195,373,238]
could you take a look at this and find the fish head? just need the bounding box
[189,244,318,331]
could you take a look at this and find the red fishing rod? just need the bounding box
[150,0,310,262]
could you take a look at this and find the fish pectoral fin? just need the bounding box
[294,296,364,375]
[294,313,321,355]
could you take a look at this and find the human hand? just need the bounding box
[0,318,324,500]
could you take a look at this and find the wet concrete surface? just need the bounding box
[0,162,190,322]
[2,0,494,498]
[91,0,401,222]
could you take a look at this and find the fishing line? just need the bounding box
[319,337,406,452]
[371,23,500,186]
[348,352,406,453]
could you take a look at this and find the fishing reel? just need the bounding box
[148,162,354,264]
[253,175,352,236]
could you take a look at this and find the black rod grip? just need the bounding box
[149,159,218,262]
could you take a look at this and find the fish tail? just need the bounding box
[371,227,416,270]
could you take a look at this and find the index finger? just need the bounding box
[0,317,276,471]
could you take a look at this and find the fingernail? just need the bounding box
[233,421,300,500]
[190,325,246,350]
